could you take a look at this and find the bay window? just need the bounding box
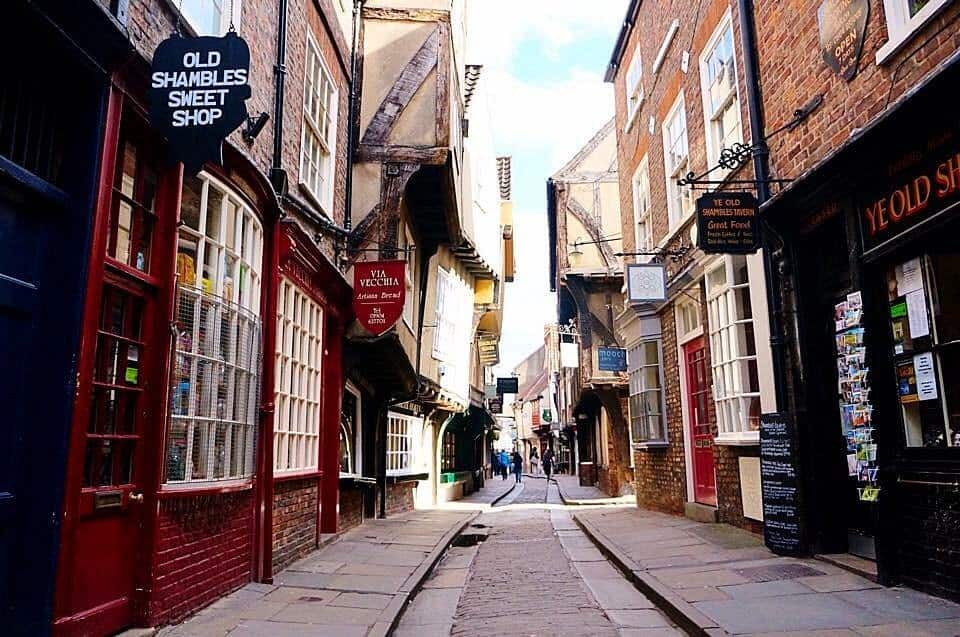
[629,340,666,444]
[631,156,652,261]
[699,16,742,169]
[274,279,324,475]
[706,256,761,442]
[663,94,692,229]
[300,34,338,213]
[167,173,263,484]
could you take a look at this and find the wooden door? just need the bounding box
[685,337,717,506]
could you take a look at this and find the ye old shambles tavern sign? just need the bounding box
[148,32,252,173]
[696,192,760,254]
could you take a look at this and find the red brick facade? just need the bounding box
[385,482,416,517]
[272,478,320,574]
[338,486,365,532]
[150,493,254,625]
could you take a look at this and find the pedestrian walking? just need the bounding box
[499,450,509,480]
[542,447,555,481]
[511,450,523,483]
[529,447,540,475]
[491,450,500,478]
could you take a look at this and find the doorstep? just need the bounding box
[816,553,879,583]
[684,501,719,524]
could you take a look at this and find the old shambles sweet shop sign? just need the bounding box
[148,32,251,173]
[353,261,406,336]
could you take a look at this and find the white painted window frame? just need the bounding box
[340,381,363,477]
[300,32,338,215]
[877,0,955,64]
[402,223,416,329]
[274,278,324,476]
[631,155,652,262]
[625,47,644,131]
[662,93,693,230]
[698,11,744,171]
[177,0,242,36]
[705,256,761,444]
[386,411,422,475]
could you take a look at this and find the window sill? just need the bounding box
[275,469,322,483]
[297,181,333,220]
[715,432,760,446]
[634,441,670,450]
[624,102,642,134]
[657,212,696,251]
[386,472,429,484]
[876,0,954,65]
[158,479,254,498]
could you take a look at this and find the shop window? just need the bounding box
[625,47,644,128]
[631,156,652,261]
[442,430,455,472]
[274,279,324,475]
[663,94,692,229]
[699,14,742,170]
[706,256,761,441]
[180,0,241,36]
[387,411,421,474]
[878,0,953,63]
[300,34,338,213]
[628,340,666,444]
[887,254,960,447]
[166,173,263,484]
[106,133,158,273]
[341,383,361,475]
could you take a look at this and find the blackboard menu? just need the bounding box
[760,413,803,555]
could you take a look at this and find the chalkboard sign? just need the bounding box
[760,412,803,555]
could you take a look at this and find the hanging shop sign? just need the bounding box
[695,192,760,254]
[542,409,553,423]
[488,397,503,414]
[496,377,519,395]
[597,347,627,372]
[760,412,803,556]
[353,260,406,336]
[626,263,667,304]
[477,335,500,366]
[149,32,252,173]
[817,0,869,81]
[560,341,580,368]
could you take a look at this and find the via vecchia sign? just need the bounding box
[353,261,406,336]
[149,32,252,173]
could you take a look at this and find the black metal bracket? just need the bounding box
[615,246,691,263]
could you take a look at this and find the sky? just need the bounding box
[467,0,630,374]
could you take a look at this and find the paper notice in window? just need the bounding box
[914,352,938,401]
[899,258,923,295]
[906,290,929,339]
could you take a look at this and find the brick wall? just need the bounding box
[272,478,319,574]
[896,483,960,602]
[754,0,960,188]
[715,445,762,533]
[597,391,636,497]
[633,304,686,515]
[339,485,365,531]
[385,482,416,517]
[150,492,254,625]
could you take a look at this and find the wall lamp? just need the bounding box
[243,112,270,143]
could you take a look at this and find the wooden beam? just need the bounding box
[363,7,451,22]
[435,20,451,148]
[566,196,616,267]
[355,144,448,165]
[361,27,440,146]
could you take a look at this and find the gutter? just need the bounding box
[344,0,365,231]
[604,0,642,83]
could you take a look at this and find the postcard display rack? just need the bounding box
[834,292,880,503]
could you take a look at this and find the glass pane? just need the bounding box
[206,184,223,240]
[191,424,208,479]
[114,200,132,265]
[119,141,136,198]
[930,253,960,344]
[181,175,203,230]
[909,0,931,17]
[177,232,200,287]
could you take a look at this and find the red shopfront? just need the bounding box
[53,84,284,635]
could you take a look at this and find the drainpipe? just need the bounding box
[737,0,789,412]
[269,0,289,192]
[344,0,365,232]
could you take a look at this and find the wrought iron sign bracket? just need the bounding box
[615,246,691,263]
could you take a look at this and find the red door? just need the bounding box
[684,337,716,506]
[55,102,173,636]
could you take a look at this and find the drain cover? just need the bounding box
[735,564,826,582]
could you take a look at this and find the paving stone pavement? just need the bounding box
[394,480,681,637]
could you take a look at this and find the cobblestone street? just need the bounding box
[395,479,682,637]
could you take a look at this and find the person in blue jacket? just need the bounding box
[498,450,510,480]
